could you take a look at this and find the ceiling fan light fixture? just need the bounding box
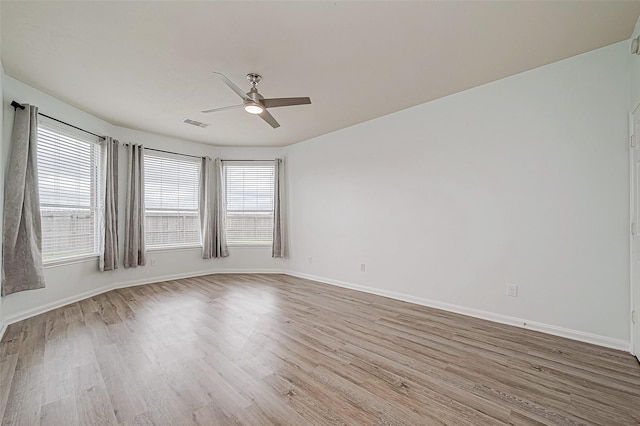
[244,102,264,114]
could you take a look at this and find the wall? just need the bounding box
[631,17,640,111]
[286,41,631,348]
[1,76,287,323]
[0,5,4,336]
[629,16,640,356]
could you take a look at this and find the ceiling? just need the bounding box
[2,1,640,147]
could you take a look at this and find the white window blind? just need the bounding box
[224,162,274,245]
[144,153,200,249]
[37,118,102,262]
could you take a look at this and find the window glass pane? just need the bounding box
[224,163,274,245]
[37,119,102,262]
[144,154,201,248]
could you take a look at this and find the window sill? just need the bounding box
[43,254,99,269]
[227,244,273,249]
[146,245,202,253]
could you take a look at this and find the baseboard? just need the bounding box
[521,320,629,352]
[4,282,116,326]
[284,271,630,352]
[3,268,286,326]
[0,321,7,344]
[110,268,287,291]
[1,268,630,352]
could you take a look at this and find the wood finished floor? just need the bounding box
[0,274,639,425]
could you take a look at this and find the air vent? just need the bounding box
[182,118,209,128]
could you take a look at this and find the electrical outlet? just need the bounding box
[360,264,366,272]
[308,256,312,264]
[507,285,518,297]
[150,258,157,267]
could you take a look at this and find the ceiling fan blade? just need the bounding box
[201,104,243,114]
[212,72,250,100]
[259,110,280,128]
[263,97,311,108]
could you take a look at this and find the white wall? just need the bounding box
[0,18,4,333]
[1,76,287,323]
[628,15,640,356]
[631,18,640,111]
[0,70,4,333]
[286,41,631,346]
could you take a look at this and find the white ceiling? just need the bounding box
[2,1,640,147]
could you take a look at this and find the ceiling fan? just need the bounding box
[201,72,311,129]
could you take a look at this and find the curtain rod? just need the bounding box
[122,143,276,162]
[11,101,277,163]
[11,100,106,140]
[122,143,202,160]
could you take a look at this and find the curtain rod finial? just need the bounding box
[10,101,25,110]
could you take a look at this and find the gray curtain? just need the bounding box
[124,144,146,268]
[100,137,119,272]
[2,104,46,296]
[200,157,228,259]
[272,158,284,258]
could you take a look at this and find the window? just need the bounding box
[224,162,274,245]
[37,118,102,262]
[144,153,200,249]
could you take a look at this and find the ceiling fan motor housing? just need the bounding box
[246,90,264,103]
[244,90,265,113]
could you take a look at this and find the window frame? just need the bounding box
[37,117,103,265]
[223,160,275,247]
[143,151,202,250]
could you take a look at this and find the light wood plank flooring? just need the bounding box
[1,274,639,425]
